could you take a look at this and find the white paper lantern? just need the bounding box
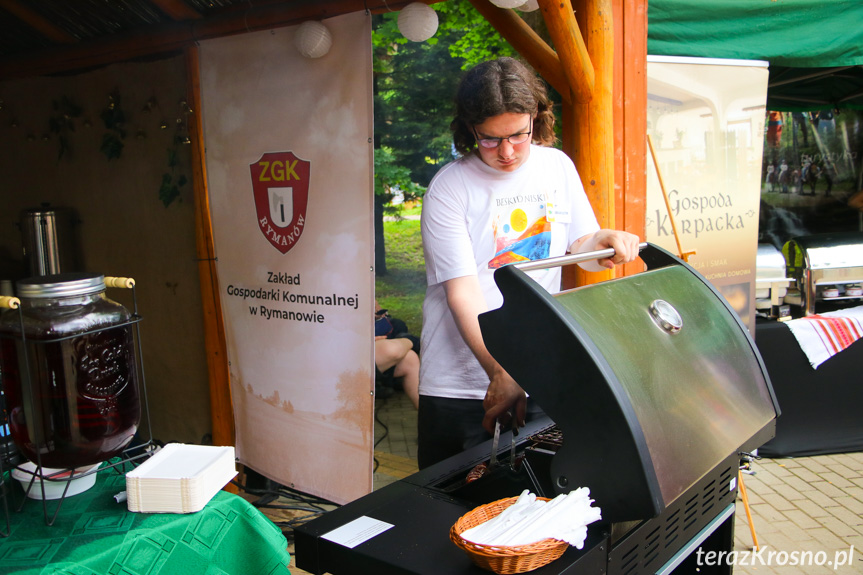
[398,2,439,42]
[517,0,540,12]
[489,0,527,8]
[295,21,333,59]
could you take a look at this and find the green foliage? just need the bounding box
[375,146,423,197]
[372,0,516,190]
[436,1,517,66]
[375,216,426,334]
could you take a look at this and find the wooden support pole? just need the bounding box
[561,0,616,287]
[537,0,595,103]
[184,46,235,453]
[613,0,648,278]
[467,0,571,104]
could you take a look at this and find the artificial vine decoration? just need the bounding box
[159,146,187,207]
[157,99,192,207]
[100,88,127,160]
[48,96,82,160]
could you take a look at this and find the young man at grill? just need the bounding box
[418,57,640,469]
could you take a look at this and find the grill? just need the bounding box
[295,243,779,575]
[781,231,863,316]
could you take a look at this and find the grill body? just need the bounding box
[295,244,779,575]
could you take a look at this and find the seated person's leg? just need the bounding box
[393,349,419,409]
[375,338,413,372]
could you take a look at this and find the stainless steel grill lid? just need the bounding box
[479,244,779,523]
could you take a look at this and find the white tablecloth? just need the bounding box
[785,305,863,369]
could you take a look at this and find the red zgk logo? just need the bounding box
[250,151,310,254]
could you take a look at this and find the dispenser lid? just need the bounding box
[17,273,105,299]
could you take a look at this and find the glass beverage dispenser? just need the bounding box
[0,273,140,470]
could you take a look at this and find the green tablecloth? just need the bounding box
[0,466,291,575]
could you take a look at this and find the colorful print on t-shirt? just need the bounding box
[489,192,551,269]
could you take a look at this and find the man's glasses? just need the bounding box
[473,120,532,149]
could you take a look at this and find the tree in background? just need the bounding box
[372,1,516,274]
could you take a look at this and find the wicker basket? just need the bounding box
[449,496,568,574]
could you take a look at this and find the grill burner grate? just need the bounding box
[528,427,564,451]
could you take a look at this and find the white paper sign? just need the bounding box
[322,516,395,549]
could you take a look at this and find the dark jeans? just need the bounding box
[417,395,545,470]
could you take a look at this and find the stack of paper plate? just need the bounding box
[126,444,238,513]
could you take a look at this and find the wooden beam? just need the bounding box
[537,0,594,103]
[184,46,235,451]
[466,0,571,104]
[0,0,77,44]
[569,0,615,287]
[149,0,203,21]
[0,0,433,81]
[613,0,647,277]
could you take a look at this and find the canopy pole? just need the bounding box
[554,0,616,286]
[185,46,236,455]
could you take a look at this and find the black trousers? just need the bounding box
[416,395,545,470]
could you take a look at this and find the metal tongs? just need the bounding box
[488,415,520,471]
[488,420,502,469]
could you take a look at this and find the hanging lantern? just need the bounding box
[517,0,540,11]
[295,21,333,59]
[397,2,438,42]
[489,0,526,8]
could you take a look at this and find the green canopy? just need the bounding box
[647,0,863,110]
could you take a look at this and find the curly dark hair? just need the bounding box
[451,57,555,156]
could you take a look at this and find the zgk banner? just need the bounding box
[199,12,374,504]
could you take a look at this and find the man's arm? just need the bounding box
[442,275,527,434]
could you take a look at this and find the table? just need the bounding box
[755,317,863,457]
[0,464,291,575]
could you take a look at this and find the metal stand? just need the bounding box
[738,452,761,550]
[0,278,155,527]
[0,399,13,537]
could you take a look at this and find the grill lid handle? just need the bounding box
[513,242,648,272]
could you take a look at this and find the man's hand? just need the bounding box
[572,230,641,271]
[481,367,527,434]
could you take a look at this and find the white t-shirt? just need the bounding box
[419,145,600,400]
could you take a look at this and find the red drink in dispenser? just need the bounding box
[0,273,140,469]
